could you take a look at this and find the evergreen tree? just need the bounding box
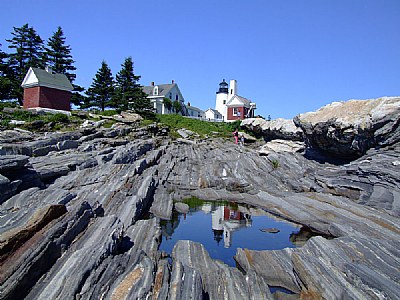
[6,24,44,104]
[113,56,151,113]
[44,26,76,82]
[71,85,87,108]
[86,61,114,111]
[45,26,86,108]
[0,44,12,100]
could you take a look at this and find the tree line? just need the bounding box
[0,24,153,115]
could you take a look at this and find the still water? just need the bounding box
[160,200,305,267]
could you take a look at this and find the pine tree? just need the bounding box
[0,44,12,100]
[45,26,76,82]
[45,26,85,108]
[6,24,44,104]
[113,56,151,114]
[86,61,114,111]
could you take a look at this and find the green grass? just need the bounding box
[0,106,82,131]
[156,114,242,138]
[97,109,119,116]
[180,197,234,209]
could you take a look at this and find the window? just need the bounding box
[223,100,226,104]
[169,92,172,99]
[153,86,158,96]
[233,107,239,116]
[230,89,233,95]
[175,95,178,101]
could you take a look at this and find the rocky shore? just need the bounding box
[1,97,399,299]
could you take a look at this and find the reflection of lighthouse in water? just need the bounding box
[210,203,252,248]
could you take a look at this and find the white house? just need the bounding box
[187,103,205,118]
[215,79,256,121]
[204,108,223,121]
[142,80,185,114]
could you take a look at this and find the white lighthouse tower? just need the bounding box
[215,79,229,120]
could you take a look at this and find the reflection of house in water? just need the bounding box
[209,203,252,248]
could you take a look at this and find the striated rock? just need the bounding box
[241,118,303,141]
[0,129,34,143]
[0,155,29,172]
[294,97,400,159]
[169,260,203,300]
[0,118,399,299]
[172,240,273,299]
[0,143,32,156]
[0,202,94,300]
[235,248,300,293]
[236,235,400,299]
[314,144,400,216]
[150,187,173,219]
[0,204,67,262]
[26,215,123,300]
[177,128,199,139]
[258,139,305,155]
[0,155,44,201]
[0,175,21,204]
[56,140,79,151]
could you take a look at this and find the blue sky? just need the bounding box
[1,0,399,119]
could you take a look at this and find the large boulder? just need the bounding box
[241,118,303,141]
[113,111,143,123]
[294,97,400,159]
[258,139,305,155]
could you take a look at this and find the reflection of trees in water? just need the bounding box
[160,210,180,240]
[289,227,334,247]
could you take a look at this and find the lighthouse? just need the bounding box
[213,78,256,121]
[215,79,229,120]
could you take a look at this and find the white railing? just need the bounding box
[184,116,225,122]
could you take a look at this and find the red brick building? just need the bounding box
[21,67,73,111]
[226,95,256,121]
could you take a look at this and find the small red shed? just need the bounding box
[21,67,73,111]
[226,95,256,121]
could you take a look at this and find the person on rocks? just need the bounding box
[239,133,245,146]
[233,129,239,144]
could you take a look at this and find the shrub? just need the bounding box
[270,159,280,169]
[0,101,18,111]
[99,109,119,116]
[46,113,69,123]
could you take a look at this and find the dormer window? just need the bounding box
[153,86,159,96]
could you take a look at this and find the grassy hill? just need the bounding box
[0,102,243,138]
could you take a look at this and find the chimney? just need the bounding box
[229,79,237,96]
[172,80,175,84]
[45,65,53,74]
